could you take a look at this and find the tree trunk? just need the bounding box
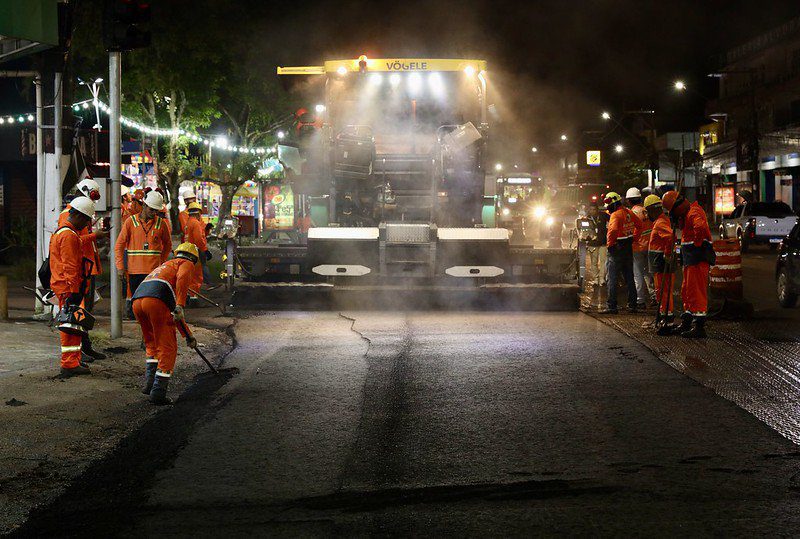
[216,183,238,233]
[167,175,181,229]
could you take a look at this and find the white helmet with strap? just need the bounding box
[625,187,642,200]
[76,178,101,198]
[144,190,164,210]
[179,186,196,200]
[70,196,96,218]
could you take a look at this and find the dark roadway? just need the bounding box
[16,309,800,536]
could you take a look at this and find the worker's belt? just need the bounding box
[608,236,633,256]
[132,279,177,312]
[681,241,716,267]
[647,250,673,273]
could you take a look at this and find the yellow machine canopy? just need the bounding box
[277,58,487,75]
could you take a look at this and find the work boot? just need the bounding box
[142,361,158,395]
[81,353,95,364]
[82,336,107,360]
[656,315,675,336]
[61,364,91,377]
[672,312,692,335]
[681,318,707,339]
[598,307,618,315]
[149,374,173,406]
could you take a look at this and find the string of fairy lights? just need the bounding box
[0,98,278,157]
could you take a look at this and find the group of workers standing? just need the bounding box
[47,181,211,404]
[585,186,713,338]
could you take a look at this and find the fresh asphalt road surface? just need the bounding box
[740,246,800,320]
[17,311,800,536]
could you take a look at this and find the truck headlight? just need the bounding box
[533,205,546,218]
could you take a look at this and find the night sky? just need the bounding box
[4,1,800,162]
[256,0,800,152]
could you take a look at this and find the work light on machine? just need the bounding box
[408,72,422,94]
[337,65,348,76]
[370,73,383,86]
[389,73,401,86]
[533,205,547,218]
[463,65,476,77]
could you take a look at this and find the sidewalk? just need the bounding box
[0,281,235,535]
[583,280,800,446]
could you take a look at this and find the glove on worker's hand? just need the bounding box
[186,335,197,349]
[173,305,185,322]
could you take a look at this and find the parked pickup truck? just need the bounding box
[720,201,798,252]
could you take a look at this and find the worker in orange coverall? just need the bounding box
[132,242,199,405]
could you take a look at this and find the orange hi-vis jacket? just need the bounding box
[49,222,84,298]
[133,258,196,310]
[631,205,652,253]
[607,206,642,250]
[115,214,172,275]
[680,202,713,267]
[178,210,190,241]
[185,215,207,254]
[648,213,674,273]
[58,206,102,275]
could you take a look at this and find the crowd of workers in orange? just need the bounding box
[47,180,211,404]
[597,187,713,338]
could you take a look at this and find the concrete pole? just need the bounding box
[109,52,123,338]
[54,72,63,210]
[35,75,44,313]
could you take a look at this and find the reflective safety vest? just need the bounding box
[607,206,642,253]
[648,213,674,273]
[58,206,102,275]
[115,214,172,275]
[631,205,651,253]
[132,258,196,311]
[49,223,84,297]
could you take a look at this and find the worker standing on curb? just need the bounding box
[600,191,642,314]
[50,197,96,377]
[662,190,714,338]
[184,202,208,301]
[627,187,655,308]
[115,191,172,318]
[58,181,109,361]
[645,194,675,335]
[132,242,199,405]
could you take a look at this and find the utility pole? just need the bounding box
[109,52,122,338]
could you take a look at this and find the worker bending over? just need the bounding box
[184,202,208,298]
[132,242,200,405]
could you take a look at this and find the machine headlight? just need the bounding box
[545,216,555,227]
[502,208,511,216]
[533,205,546,218]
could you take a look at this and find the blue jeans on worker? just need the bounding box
[607,247,637,310]
[633,251,654,305]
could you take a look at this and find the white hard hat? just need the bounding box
[143,190,164,210]
[76,178,100,196]
[179,186,196,200]
[70,196,96,218]
[121,185,130,197]
[626,187,642,199]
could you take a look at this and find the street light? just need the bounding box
[531,146,538,153]
[494,163,503,171]
[674,80,686,91]
[601,111,611,120]
[277,130,285,140]
[560,134,568,141]
[315,104,326,113]
[614,144,624,153]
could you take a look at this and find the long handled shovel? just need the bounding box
[177,319,219,375]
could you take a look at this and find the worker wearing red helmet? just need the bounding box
[662,190,714,338]
[601,191,643,314]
